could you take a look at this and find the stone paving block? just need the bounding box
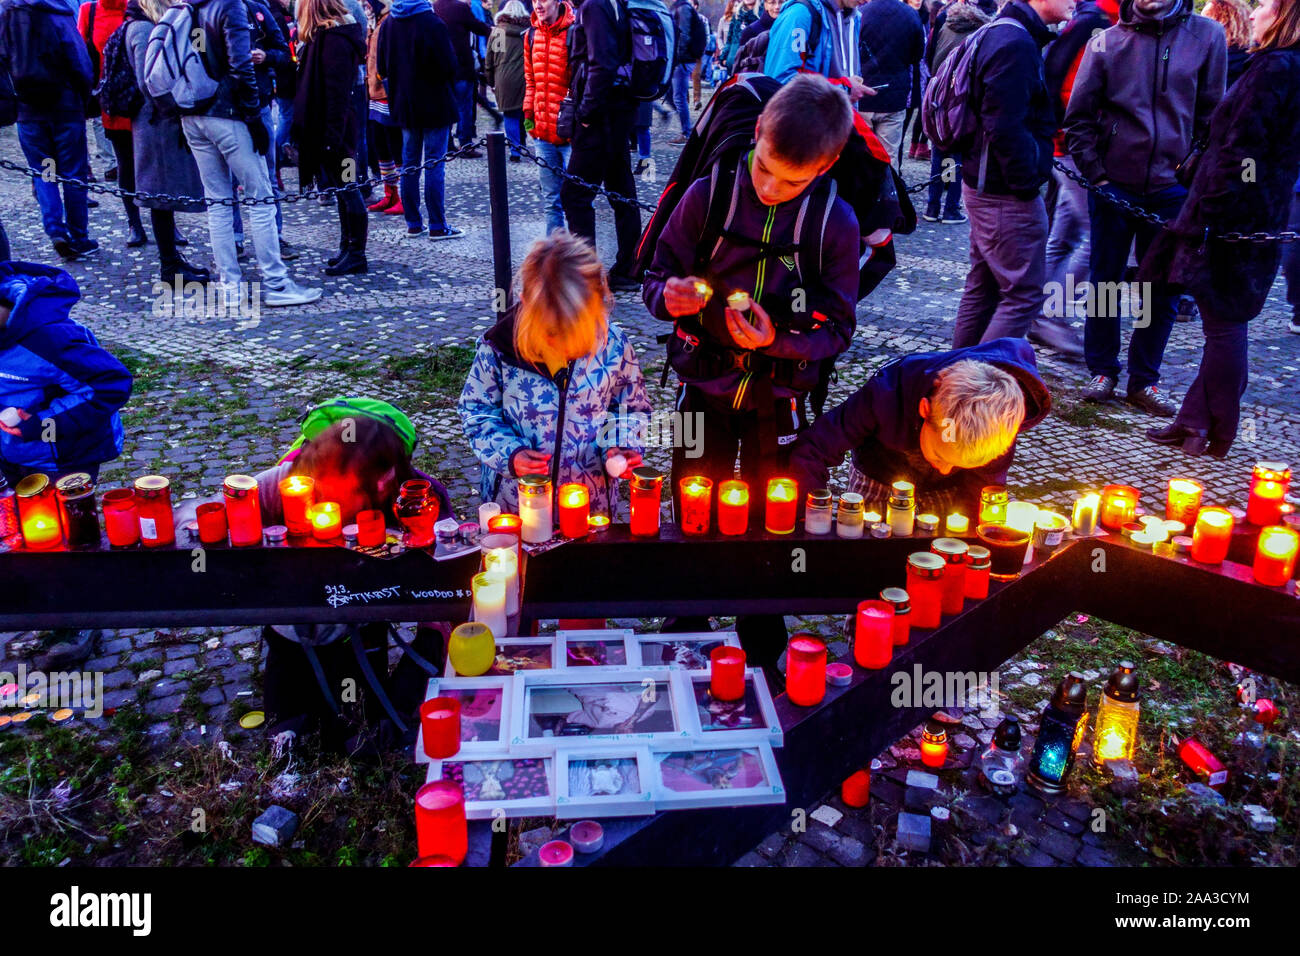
[828,835,870,866]
[204,648,235,668]
[733,852,771,867]
[1077,844,1116,867]
[870,776,904,807]
[896,812,931,853]
[102,689,135,710]
[102,669,133,690]
[145,693,186,717]
[1043,807,1087,836]
[798,823,840,855]
[1035,826,1082,864]
[1057,797,1094,822]
[199,687,225,707]
[101,636,134,655]
[905,769,939,790]
[777,841,838,867]
[755,832,787,859]
[957,793,1005,828]
[85,656,119,672]
[164,658,197,677]
[1012,846,1057,867]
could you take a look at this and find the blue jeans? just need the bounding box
[352,79,370,193]
[672,63,692,135]
[1174,300,1249,445]
[274,96,294,163]
[536,140,571,234]
[400,126,451,232]
[1044,155,1089,294]
[452,80,476,148]
[926,147,961,218]
[1084,182,1187,389]
[17,116,91,243]
[503,111,524,158]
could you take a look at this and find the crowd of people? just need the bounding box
[2,0,1300,728]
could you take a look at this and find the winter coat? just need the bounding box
[266,0,296,99]
[376,3,459,130]
[0,0,95,120]
[0,263,131,475]
[434,0,492,82]
[523,2,576,144]
[486,15,530,113]
[961,0,1056,199]
[571,0,633,123]
[1064,0,1226,195]
[764,0,860,84]
[789,337,1051,516]
[723,3,757,70]
[124,9,205,211]
[1043,0,1120,157]
[738,6,772,48]
[191,0,261,119]
[246,0,292,109]
[857,0,925,113]
[458,308,651,516]
[293,17,366,185]
[642,149,860,403]
[1225,44,1249,88]
[77,0,128,130]
[1139,43,1300,322]
[366,11,389,101]
[926,0,988,75]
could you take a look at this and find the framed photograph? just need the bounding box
[415,676,513,763]
[554,747,656,819]
[426,754,555,820]
[444,636,558,677]
[673,668,783,748]
[555,628,635,669]
[629,631,742,670]
[508,669,693,752]
[648,743,786,810]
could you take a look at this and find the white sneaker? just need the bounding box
[1289,316,1300,334]
[264,279,323,307]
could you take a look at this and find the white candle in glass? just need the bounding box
[519,492,552,544]
[1071,494,1100,535]
[472,573,508,643]
[484,546,519,616]
[478,501,501,534]
[1006,501,1038,564]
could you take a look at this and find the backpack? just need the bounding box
[278,397,420,464]
[97,22,145,120]
[143,2,220,116]
[921,18,1025,154]
[675,1,708,63]
[622,0,675,101]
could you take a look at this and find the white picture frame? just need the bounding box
[415,675,515,763]
[554,747,657,819]
[426,753,555,820]
[444,636,559,677]
[648,742,786,811]
[628,631,743,670]
[554,628,636,669]
[672,667,784,748]
[508,668,694,754]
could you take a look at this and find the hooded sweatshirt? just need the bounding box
[789,337,1051,515]
[0,0,95,119]
[0,263,131,474]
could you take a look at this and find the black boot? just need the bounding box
[126,217,148,247]
[327,247,347,267]
[325,249,368,275]
[160,256,211,285]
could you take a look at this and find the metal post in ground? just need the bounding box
[486,131,513,317]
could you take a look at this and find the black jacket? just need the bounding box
[434,0,492,82]
[1225,44,1249,88]
[1140,43,1300,322]
[293,18,366,184]
[375,8,459,130]
[739,7,773,47]
[858,0,925,113]
[193,0,261,119]
[246,0,291,107]
[0,0,95,120]
[572,0,632,123]
[962,0,1056,198]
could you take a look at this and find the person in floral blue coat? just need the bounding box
[459,232,652,518]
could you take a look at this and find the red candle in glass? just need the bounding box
[223,474,262,547]
[931,538,969,616]
[102,488,140,548]
[1253,526,1299,587]
[488,513,523,535]
[558,483,590,538]
[279,475,315,536]
[906,552,946,629]
[195,502,228,545]
[355,509,386,548]
[964,546,991,599]
[717,480,749,536]
[420,697,462,759]
[853,600,894,669]
[710,646,747,701]
[764,477,798,534]
[785,635,826,706]
[307,501,343,541]
[679,476,713,535]
[14,474,62,550]
[1247,462,1289,526]
[629,467,665,537]
[133,475,175,548]
[1191,507,1234,564]
[1177,738,1228,788]
[920,722,949,768]
[414,781,467,864]
[880,588,911,645]
[1099,485,1139,531]
[842,769,871,807]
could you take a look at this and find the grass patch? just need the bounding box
[1052,399,1135,433]
[384,346,477,401]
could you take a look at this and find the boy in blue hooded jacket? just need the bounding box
[0,262,132,486]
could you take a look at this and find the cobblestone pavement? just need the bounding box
[1,101,1296,866]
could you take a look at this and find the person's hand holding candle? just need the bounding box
[604,447,643,478]
[662,276,712,317]
[510,448,551,476]
[0,406,31,437]
[725,298,775,350]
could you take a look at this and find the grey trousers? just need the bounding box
[952,184,1048,348]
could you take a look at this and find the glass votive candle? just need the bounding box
[920,720,949,768]
[52,473,98,550]
[223,474,262,547]
[133,475,175,548]
[964,545,991,598]
[945,513,969,536]
[906,552,945,628]
[471,573,508,646]
[1032,512,1069,554]
[557,482,590,538]
[195,502,228,545]
[587,514,610,531]
[356,509,386,548]
[710,645,746,701]
[518,475,553,544]
[629,467,665,537]
[484,545,520,616]
[979,485,1008,525]
[1166,478,1203,526]
[1100,484,1139,530]
[717,479,749,535]
[15,474,63,550]
[263,525,288,547]
[478,500,501,534]
[101,488,139,548]
[1071,493,1100,536]
[836,493,865,538]
[765,477,798,534]
[420,697,462,759]
[915,512,940,535]
[307,501,342,541]
[1005,501,1039,538]
[414,781,467,865]
[785,635,827,707]
[279,474,315,537]
[977,524,1032,580]
[488,512,523,536]
[854,600,894,669]
[1191,507,1234,564]
[1247,462,1290,526]
[880,587,911,645]
[1253,525,1298,586]
[679,476,713,535]
[805,489,833,534]
[931,537,969,615]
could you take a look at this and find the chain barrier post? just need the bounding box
[486,132,513,317]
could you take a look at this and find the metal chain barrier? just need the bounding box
[514,140,660,213]
[0,138,490,208]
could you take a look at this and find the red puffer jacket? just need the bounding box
[523,3,576,146]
